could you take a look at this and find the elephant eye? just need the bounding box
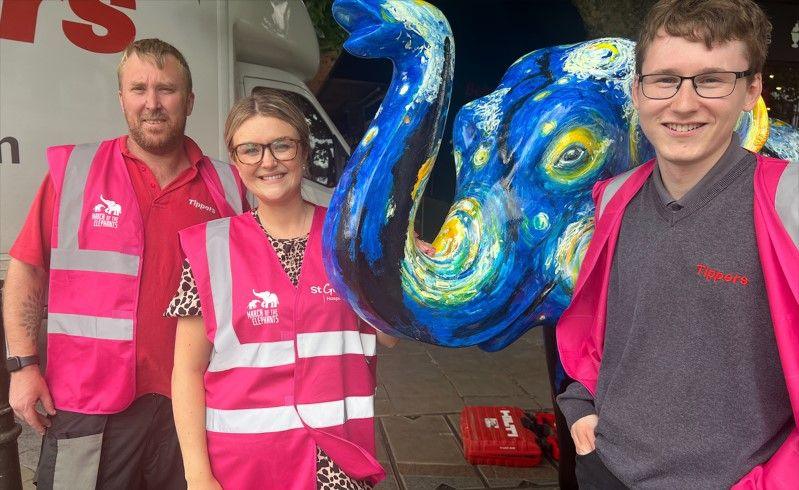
[542,127,609,186]
[556,144,588,170]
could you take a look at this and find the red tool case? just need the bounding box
[460,406,543,467]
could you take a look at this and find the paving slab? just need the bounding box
[400,474,485,489]
[478,463,559,487]
[445,370,527,397]
[382,415,466,466]
[378,339,431,357]
[382,368,461,400]
[396,462,485,489]
[388,393,466,416]
[374,474,401,489]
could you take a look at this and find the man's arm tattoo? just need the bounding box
[19,286,44,341]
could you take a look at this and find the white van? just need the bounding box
[0,0,349,278]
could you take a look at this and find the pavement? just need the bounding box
[16,328,559,489]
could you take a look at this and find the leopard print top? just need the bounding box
[165,210,308,317]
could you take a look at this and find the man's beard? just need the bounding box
[127,110,187,155]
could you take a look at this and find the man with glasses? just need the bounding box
[556,0,798,488]
[3,39,246,489]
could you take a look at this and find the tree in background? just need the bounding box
[306,0,347,94]
[572,0,658,39]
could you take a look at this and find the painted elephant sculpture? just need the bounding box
[322,0,799,351]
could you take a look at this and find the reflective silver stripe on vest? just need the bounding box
[205,219,297,371]
[361,333,376,356]
[206,405,303,434]
[775,162,799,248]
[296,331,375,358]
[206,395,375,434]
[207,341,295,372]
[210,159,242,215]
[48,313,134,341]
[51,249,139,276]
[58,143,101,249]
[598,167,639,220]
[297,395,375,428]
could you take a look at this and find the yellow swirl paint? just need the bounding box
[741,97,770,152]
[473,145,489,168]
[544,127,608,184]
[541,121,557,136]
[533,90,551,101]
[363,126,379,146]
[555,216,594,292]
[403,197,483,303]
[411,156,436,200]
[589,41,618,60]
[453,150,463,173]
[432,198,480,251]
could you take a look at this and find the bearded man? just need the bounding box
[3,39,247,489]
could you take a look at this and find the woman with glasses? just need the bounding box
[168,89,394,489]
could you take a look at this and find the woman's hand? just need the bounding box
[414,232,435,256]
[187,476,222,490]
[570,414,598,455]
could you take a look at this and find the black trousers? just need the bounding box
[575,451,628,490]
[36,393,186,490]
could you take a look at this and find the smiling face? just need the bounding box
[632,32,761,172]
[232,115,306,206]
[118,53,194,155]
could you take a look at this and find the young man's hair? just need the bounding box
[635,0,772,75]
[117,38,193,93]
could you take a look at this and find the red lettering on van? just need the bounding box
[0,0,45,43]
[63,0,136,54]
[0,0,136,54]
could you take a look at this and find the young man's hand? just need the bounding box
[570,414,598,455]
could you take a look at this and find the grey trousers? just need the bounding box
[35,393,186,490]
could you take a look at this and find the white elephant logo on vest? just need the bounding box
[91,194,122,228]
[247,289,280,326]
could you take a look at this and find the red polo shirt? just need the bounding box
[11,135,244,399]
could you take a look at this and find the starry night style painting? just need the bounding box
[322,0,799,351]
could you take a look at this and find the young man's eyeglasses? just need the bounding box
[233,139,301,165]
[638,70,754,100]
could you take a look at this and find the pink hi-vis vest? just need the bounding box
[179,206,385,490]
[46,140,244,414]
[557,155,799,489]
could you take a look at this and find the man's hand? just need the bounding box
[570,414,598,455]
[9,366,56,435]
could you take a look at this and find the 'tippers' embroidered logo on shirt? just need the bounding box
[188,198,216,215]
[247,289,280,326]
[696,263,749,286]
[91,194,121,228]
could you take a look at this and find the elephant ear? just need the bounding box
[741,97,770,152]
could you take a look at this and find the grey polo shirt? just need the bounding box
[557,135,793,488]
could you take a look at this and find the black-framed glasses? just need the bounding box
[232,138,301,165]
[638,70,754,100]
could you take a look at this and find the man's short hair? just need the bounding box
[117,38,193,93]
[635,0,772,75]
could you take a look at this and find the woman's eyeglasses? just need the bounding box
[233,138,301,165]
